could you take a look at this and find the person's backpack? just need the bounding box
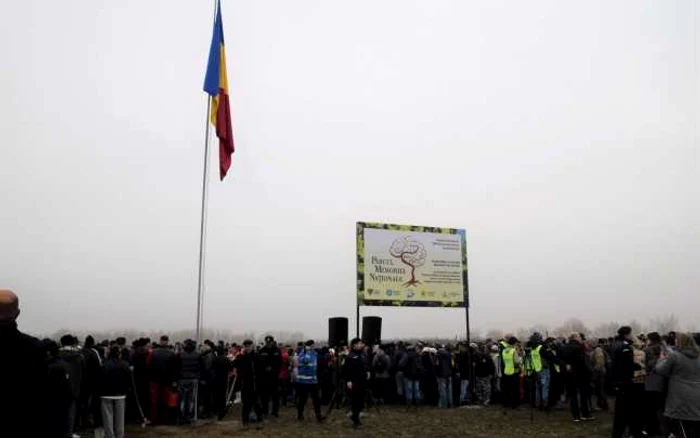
[412,354,426,378]
[374,355,388,374]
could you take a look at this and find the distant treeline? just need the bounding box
[34,314,689,346]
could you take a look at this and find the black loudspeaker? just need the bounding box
[362,316,382,346]
[328,317,349,347]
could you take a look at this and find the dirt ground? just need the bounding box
[127,403,615,437]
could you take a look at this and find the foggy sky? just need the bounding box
[1,0,698,340]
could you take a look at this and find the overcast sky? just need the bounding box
[1,0,698,339]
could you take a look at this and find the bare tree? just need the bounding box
[390,237,427,286]
[591,322,620,339]
[470,329,483,342]
[627,319,646,335]
[485,329,504,341]
[516,328,531,343]
[554,318,590,337]
[649,314,679,334]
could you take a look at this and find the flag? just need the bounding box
[203,0,234,180]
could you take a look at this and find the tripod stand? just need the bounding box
[325,353,381,419]
[219,374,239,420]
[326,379,381,418]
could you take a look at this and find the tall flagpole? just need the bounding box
[196,0,219,352]
[194,0,219,424]
[194,97,211,425]
[195,97,211,349]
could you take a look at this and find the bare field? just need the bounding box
[127,404,614,437]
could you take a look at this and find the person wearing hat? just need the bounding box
[295,340,324,422]
[258,335,282,418]
[233,340,264,427]
[527,332,559,411]
[344,337,368,429]
[611,326,644,437]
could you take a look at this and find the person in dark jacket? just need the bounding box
[399,345,424,405]
[318,346,334,405]
[198,340,216,418]
[455,343,471,405]
[474,345,496,405]
[436,346,454,408]
[212,346,233,421]
[545,338,566,408]
[130,339,150,425]
[371,345,391,403]
[148,335,176,425]
[233,339,264,427]
[43,338,72,438]
[643,332,666,437]
[81,335,103,428]
[115,337,129,363]
[343,338,368,429]
[611,326,645,438]
[0,290,49,437]
[559,332,593,422]
[420,347,439,406]
[393,342,407,403]
[177,339,202,423]
[258,335,282,418]
[59,333,86,435]
[100,346,131,438]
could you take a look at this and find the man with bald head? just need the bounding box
[0,289,48,436]
[0,289,20,321]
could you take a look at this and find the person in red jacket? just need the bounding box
[279,347,291,407]
[147,335,176,425]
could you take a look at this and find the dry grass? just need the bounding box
[127,403,614,437]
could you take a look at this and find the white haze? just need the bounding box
[1,0,698,340]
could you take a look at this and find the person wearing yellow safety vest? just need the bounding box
[526,332,562,411]
[499,336,521,410]
[544,337,565,409]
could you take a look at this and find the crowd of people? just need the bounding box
[2,288,700,438]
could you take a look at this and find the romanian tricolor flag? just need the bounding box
[203,0,234,180]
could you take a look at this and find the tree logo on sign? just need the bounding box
[389,236,427,286]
